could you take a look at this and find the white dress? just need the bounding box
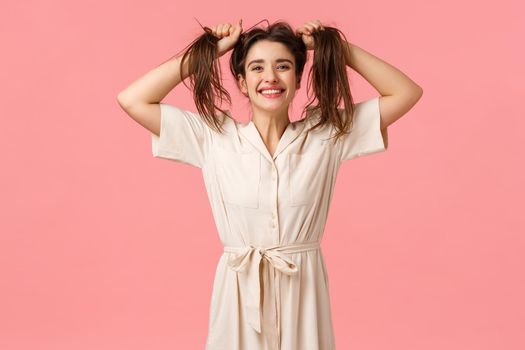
[151,97,389,350]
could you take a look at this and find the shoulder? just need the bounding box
[301,108,334,135]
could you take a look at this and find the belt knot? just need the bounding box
[222,241,321,349]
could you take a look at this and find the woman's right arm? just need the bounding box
[117,20,242,137]
[116,53,191,137]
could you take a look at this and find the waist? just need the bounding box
[223,240,321,254]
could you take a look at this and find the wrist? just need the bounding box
[216,48,227,59]
[343,40,354,68]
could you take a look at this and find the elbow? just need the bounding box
[409,85,423,103]
[117,92,132,110]
[401,85,423,108]
[415,85,423,97]
[416,87,423,102]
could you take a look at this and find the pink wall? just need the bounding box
[1,0,523,349]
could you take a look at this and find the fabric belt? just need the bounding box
[223,240,321,349]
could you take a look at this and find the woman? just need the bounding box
[117,18,422,350]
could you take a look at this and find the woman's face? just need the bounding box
[238,40,300,114]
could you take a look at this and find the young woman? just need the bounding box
[117,18,423,350]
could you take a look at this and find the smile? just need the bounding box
[259,89,285,98]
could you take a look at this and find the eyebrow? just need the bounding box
[247,58,294,68]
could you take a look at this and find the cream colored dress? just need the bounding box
[151,97,388,350]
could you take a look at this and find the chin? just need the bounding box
[255,100,290,109]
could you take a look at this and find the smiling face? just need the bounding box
[237,40,301,115]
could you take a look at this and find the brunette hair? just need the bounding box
[173,18,357,142]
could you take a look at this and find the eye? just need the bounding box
[251,64,291,71]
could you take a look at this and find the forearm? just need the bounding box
[117,51,192,107]
[343,41,422,96]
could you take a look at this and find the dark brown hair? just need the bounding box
[173,18,357,142]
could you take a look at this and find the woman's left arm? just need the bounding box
[343,41,423,130]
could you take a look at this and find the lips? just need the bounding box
[258,87,285,93]
[259,90,285,100]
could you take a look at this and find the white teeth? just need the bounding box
[261,89,283,95]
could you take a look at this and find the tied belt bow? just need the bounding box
[223,241,321,349]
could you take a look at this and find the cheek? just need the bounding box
[286,72,297,83]
[248,81,260,93]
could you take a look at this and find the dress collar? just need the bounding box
[239,118,307,163]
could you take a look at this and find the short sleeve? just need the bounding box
[151,103,212,169]
[338,96,389,163]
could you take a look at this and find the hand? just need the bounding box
[207,19,243,57]
[295,19,325,50]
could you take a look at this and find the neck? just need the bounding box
[251,107,290,143]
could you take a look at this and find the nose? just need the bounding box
[263,67,279,82]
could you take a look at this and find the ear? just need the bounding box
[237,74,249,96]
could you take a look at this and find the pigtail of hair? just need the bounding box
[171,18,231,134]
[303,27,355,142]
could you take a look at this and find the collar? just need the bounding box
[238,119,307,162]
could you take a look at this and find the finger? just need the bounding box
[235,20,243,35]
[212,25,220,37]
[308,20,323,29]
[309,22,319,31]
[306,23,323,33]
[217,24,224,37]
[297,26,309,35]
[214,24,222,37]
[222,23,231,36]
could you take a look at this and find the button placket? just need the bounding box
[270,162,279,239]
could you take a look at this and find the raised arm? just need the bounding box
[116,20,243,137]
[343,41,423,130]
[116,52,191,137]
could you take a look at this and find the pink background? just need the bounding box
[1,0,524,349]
